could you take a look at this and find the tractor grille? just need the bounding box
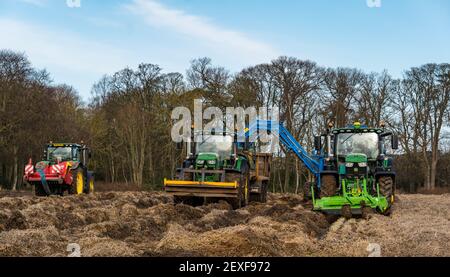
[345,163,367,176]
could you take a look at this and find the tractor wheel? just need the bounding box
[87,176,94,194]
[249,181,259,203]
[379,176,394,201]
[249,181,268,203]
[226,172,243,209]
[241,175,250,207]
[260,181,268,203]
[228,194,242,210]
[34,183,47,197]
[69,168,84,195]
[320,175,337,198]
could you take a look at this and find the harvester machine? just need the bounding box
[164,131,271,209]
[23,142,94,196]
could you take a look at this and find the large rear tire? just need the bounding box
[225,172,243,209]
[379,176,394,201]
[379,176,394,215]
[241,175,249,207]
[69,168,84,195]
[320,175,337,198]
[260,181,268,203]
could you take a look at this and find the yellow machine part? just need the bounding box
[164,179,238,188]
[76,171,84,194]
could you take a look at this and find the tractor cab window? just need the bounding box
[47,147,74,162]
[72,147,80,161]
[196,135,233,160]
[336,132,379,159]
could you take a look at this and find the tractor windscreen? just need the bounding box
[336,133,379,159]
[47,147,77,162]
[196,135,233,160]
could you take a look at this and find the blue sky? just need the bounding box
[0,0,449,101]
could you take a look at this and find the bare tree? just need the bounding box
[357,71,393,126]
[322,68,364,127]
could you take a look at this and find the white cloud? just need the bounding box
[126,0,278,64]
[0,18,134,98]
[17,0,47,7]
[0,18,130,74]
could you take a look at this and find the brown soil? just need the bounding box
[0,192,448,257]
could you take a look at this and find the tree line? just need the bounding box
[1,50,449,193]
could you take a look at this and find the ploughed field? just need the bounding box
[0,190,448,256]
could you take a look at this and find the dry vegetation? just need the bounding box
[0,191,448,257]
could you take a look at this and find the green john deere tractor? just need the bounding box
[165,131,271,209]
[309,122,399,218]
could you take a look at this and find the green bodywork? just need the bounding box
[312,127,391,214]
[194,152,246,182]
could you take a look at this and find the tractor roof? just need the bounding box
[331,122,384,134]
[47,143,82,148]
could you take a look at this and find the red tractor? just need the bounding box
[24,142,94,196]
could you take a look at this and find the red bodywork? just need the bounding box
[23,159,77,186]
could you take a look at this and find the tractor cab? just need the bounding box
[317,122,398,174]
[44,143,91,165]
[194,133,235,170]
[186,131,254,182]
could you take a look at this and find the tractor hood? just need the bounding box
[196,152,220,168]
[197,153,220,161]
[345,153,368,163]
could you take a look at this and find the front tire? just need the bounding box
[379,176,394,202]
[226,172,243,209]
[320,175,337,198]
[34,183,47,197]
[88,177,94,193]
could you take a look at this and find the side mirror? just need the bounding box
[176,142,183,150]
[391,134,399,150]
[314,136,322,152]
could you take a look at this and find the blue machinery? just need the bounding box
[244,120,325,188]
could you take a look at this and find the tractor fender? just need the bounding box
[320,170,339,177]
[64,162,83,185]
[69,161,81,171]
[374,172,396,181]
[87,171,95,180]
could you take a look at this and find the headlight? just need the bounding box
[358,162,367,167]
[196,160,205,165]
[345,162,354,167]
[207,160,217,165]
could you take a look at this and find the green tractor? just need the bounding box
[164,131,271,208]
[310,122,399,217]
